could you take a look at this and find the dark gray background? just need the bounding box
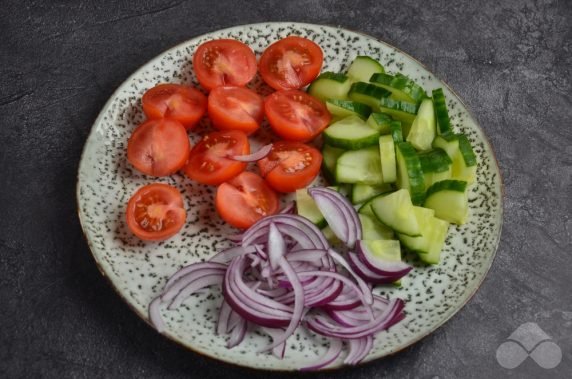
[1,0,571,378]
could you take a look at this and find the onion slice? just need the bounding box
[229,143,273,162]
[301,339,343,371]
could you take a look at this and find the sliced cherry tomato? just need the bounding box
[215,172,279,229]
[141,84,207,130]
[127,118,190,177]
[264,90,331,142]
[257,141,322,193]
[208,86,264,135]
[183,130,249,185]
[193,39,257,91]
[126,183,186,241]
[259,36,323,90]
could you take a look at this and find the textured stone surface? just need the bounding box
[0,0,570,378]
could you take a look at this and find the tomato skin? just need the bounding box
[264,90,331,142]
[215,172,279,229]
[141,84,207,130]
[126,183,186,241]
[257,141,322,193]
[208,86,264,135]
[193,39,257,91]
[127,118,191,177]
[259,36,323,91]
[183,130,250,185]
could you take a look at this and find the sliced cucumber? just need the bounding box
[307,72,352,102]
[336,146,383,184]
[395,142,425,205]
[432,133,459,159]
[363,239,402,260]
[370,189,421,237]
[366,112,392,134]
[348,82,391,112]
[407,98,436,150]
[351,182,393,204]
[326,99,372,121]
[390,121,403,143]
[424,180,468,225]
[322,144,345,183]
[454,134,477,184]
[419,148,453,189]
[432,88,453,135]
[296,189,326,228]
[359,213,395,240]
[398,206,435,254]
[419,217,449,264]
[324,115,380,150]
[369,73,427,103]
[347,56,384,83]
[379,97,419,125]
[379,135,397,183]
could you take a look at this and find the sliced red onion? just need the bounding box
[229,143,272,162]
[168,273,224,309]
[268,222,286,270]
[344,336,373,365]
[149,297,166,333]
[328,249,373,305]
[279,201,296,214]
[300,339,343,371]
[286,249,327,262]
[356,240,412,278]
[227,319,247,348]
[261,327,287,359]
[217,300,233,335]
[209,245,257,264]
[164,262,227,289]
[321,282,362,311]
[162,267,226,304]
[347,252,403,284]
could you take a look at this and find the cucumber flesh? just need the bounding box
[390,121,403,143]
[348,82,391,112]
[296,189,326,228]
[347,56,384,83]
[336,146,383,185]
[432,88,453,135]
[351,182,393,204]
[359,213,395,240]
[379,135,397,183]
[395,142,425,205]
[308,72,352,102]
[454,134,477,184]
[366,112,392,134]
[326,99,372,121]
[363,239,401,261]
[424,180,468,225]
[419,217,449,264]
[369,73,427,103]
[407,98,436,150]
[379,97,418,125]
[419,148,453,189]
[324,115,380,150]
[370,189,421,237]
[322,144,345,184]
[398,206,435,254]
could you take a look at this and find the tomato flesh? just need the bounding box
[142,84,207,130]
[208,86,264,135]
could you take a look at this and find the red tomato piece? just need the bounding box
[208,86,264,135]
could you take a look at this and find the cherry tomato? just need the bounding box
[141,84,207,130]
[259,36,323,90]
[257,141,322,193]
[264,90,331,142]
[193,39,257,91]
[183,130,249,185]
[126,183,186,241]
[215,172,279,229]
[127,118,190,177]
[208,86,264,135]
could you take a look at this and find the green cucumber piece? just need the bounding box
[296,189,326,228]
[308,72,352,102]
[432,88,453,135]
[424,180,468,225]
[322,144,345,183]
[324,115,380,150]
[397,206,435,254]
[335,146,383,184]
[370,189,421,237]
[351,183,393,204]
[419,148,453,189]
[389,121,403,143]
[395,142,425,205]
[454,134,477,184]
[419,217,449,264]
[379,135,397,183]
[348,82,391,112]
[407,98,436,150]
[326,99,372,121]
[379,97,419,125]
[359,213,395,240]
[347,56,384,82]
[366,112,392,134]
[369,73,427,103]
[432,133,459,159]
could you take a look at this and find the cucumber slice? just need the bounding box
[307,72,352,102]
[359,213,395,240]
[322,144,345,183]
[363,239,402,261]
[379,135,397,183]
[432,88,453,135]
[379,97,419,125]
[296,189,326,228]
[395,142,425,205]
[370,189,421,237]
[390,121,403,143]
[366,112,392,134]
[454,134,477,184]
[347,56,384,82]
[407,98,436,150]
[324,115,380,150]
[424,180,468,225]
[398,206,435,254]
[419,217,449,264]
[335,146,383,184]
[326,99,372,121]
[351,183,393,204]
[432,133,459,159]
[369,73,427,103]
[419,148,453,189]
[348,82,391,112]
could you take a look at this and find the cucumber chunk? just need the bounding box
[432,88,453,135]
[308,72,352,102]
[347,56,384,83]
[326,99,372,121]
[419,217,449,264]
[398,206,435,254]
[407,98,436,150]
[348,82,391,112]
[324,115,380,150]
[359,213,395,240]
[424,180,468,225]
[296,189,326,228]
[419,148,453,189]
[433,134,477,184]
[390,121,404,143]
[379,97,419,125]
[395,142,425,205]
[379,135,397,183]
[366,112,392,134]
[351,182,393,204]
[335,146,383,184]
[370,189,421,237]
[322,144,345,183]
[369,73,427,103]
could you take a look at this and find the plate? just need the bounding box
[77,22,503,371]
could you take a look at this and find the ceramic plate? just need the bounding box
[77,22,503,371]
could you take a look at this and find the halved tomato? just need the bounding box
[127,118,190,177]
[208,86,264,135]
[264,90,331,142]
[257,141,322,193]
[259,36,323,90]
[141,84,207,130]
[183,130,249,185]
[215,172,279,229]
[126,183,186,241]
[193,39,257,91]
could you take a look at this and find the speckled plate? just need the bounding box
[77,22,503,371]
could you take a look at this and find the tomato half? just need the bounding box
[215,172,279,229]
[208,86,264,135]
[257,141,322,193]
[193,39,257,91]
[264,90,331,142]
[259,36,323,90]
[183,130,249,185]
[127,118,190,177]
[126,183,186,241]
[141,84,207,130]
